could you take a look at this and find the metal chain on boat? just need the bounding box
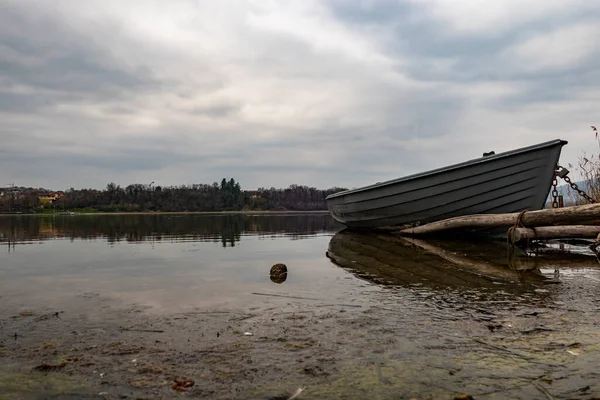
[555,166,597,204]
[551,176,559,209]
[562,175,597,204]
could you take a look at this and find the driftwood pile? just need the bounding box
[396,203,600,248]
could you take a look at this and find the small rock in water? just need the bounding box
[172,379,195,392]
[454,395,474,400]
[244,332,253,336]
[33,362,67,372]
[270,263,288,284]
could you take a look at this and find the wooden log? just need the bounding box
[399,204,600,236]
[509,225,600,244]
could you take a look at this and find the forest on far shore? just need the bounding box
[0,178,348,213]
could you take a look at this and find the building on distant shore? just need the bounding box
[39,192,64,205]
[246,190,262,199]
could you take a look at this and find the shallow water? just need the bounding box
[1,214,600,399]
[0,214,352,313]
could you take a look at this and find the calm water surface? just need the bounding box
[0,214,362,314]
[2,214,600,399]
[2,213,599,315]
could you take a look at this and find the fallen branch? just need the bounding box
[399,204,600,236]
[509,225,600,244]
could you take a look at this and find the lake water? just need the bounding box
[0,214,351,314]
[1,214,600,399]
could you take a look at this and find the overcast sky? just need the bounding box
[1,0,599,190]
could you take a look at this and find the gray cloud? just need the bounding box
[0,0,599,190]
[325,0,600,105]
[0,6,156,98]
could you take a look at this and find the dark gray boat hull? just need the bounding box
[326,139,567,228]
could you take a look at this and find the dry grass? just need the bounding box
[564,126,600,205]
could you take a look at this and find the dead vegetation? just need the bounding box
[564,126,600,205]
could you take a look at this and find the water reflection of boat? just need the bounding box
[326,230,550,287]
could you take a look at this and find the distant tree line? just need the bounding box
[0,192,40,212]
[0,179,347,213]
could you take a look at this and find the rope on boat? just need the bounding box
[506,210,534,269]
[507,210,531,242]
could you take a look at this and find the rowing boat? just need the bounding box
[326,139,567,228]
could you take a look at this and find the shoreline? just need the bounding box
[0,210,332,216]
[3,281,599,399]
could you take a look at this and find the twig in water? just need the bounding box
[173,311,232,315]
[533,382,555,400]
[314,304,362,308]
[425,379,468,395]
[252,293,362,309]
[472,380,532,396]
[227,314,257,322]
[252,293,321,301]
[120,328,164,333]
[287,387,304,400]
[472,338,536,361]
[472,339,566,367]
